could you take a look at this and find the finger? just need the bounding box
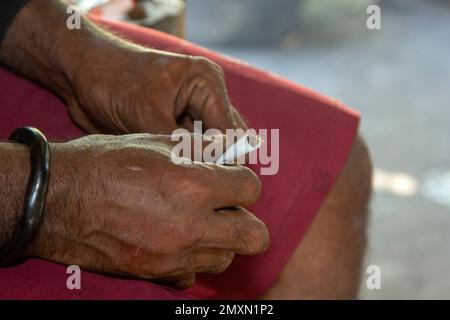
[230,106,249,131]
[179,113,195,131]
[188,249,235,274]
[208,165,262,207]
[200,206,270,255]
[152,273,196,290]
[167,133,262,205]
[185,77,236,132]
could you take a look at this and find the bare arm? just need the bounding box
[0,143,29,246]
[0,1,267,288]
[0,0,247,134]
[0,0,138,100]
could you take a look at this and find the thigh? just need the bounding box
[262,136,372,299]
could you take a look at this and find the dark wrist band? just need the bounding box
[0,127,50,267]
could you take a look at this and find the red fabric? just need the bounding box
[0,17,359,299]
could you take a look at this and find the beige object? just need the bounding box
[128,0,186,38]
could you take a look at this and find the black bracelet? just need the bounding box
[0,127,50,267]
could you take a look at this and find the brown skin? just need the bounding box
[0,133,269,290]
[0,0,267,289]
[34,134,268,289]
[0,0,373,298]
[263,136,372,299]
[0,0,247,134]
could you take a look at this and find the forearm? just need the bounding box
[0,143,29,246]
[0,0,158,101]
[0,141,76,260]
[0,0,78,99]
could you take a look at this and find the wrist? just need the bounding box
[0,143,30,248]
[23,142,66,259]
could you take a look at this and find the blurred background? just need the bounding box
[80,0,450,299]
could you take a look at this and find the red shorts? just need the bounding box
[0,18,359,299]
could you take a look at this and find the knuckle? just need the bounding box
[192,56,216,70]
[210,63,225,79]
[192,57,225,80]
[191,77,223,105]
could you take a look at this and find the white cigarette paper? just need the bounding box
[216,134,262,164]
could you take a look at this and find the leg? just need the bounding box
[263,135,372,299]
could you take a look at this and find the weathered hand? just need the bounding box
[68,49,247,135]
[0,1,266,289]
[26,134,268,289]
[0,0,247,136]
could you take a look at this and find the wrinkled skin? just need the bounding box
[0,0,267,289]
[25,134,269,289]
[68,51,248,134]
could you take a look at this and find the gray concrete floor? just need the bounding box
[187,1,450,299]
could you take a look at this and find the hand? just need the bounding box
[0,0,247,136]
[26,134,269,289]
[67,49,248,135]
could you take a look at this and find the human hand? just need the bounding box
[68,49,248,135]
[26,134,268,289]
[0,0,247,136]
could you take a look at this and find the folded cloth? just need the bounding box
[0,17,359,299]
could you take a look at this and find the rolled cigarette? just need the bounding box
[216,134,262,164]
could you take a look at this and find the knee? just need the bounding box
[347,134,372,200]
[330,134,373,213]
